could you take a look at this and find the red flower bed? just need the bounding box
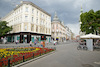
[0,47,55,67]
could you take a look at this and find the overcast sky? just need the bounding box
[0,0,100,36]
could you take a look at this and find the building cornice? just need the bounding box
[1,10,14,20]
[51,21,66,28]
[1,1,51,20]
[14,1,51,16]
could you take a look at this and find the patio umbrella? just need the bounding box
[80,33,100,39]
[80,33,100,51]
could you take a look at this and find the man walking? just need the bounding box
[30,41,32,47]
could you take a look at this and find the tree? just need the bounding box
[0,21,12,37]
[80,9,100,34]
[95,10,100,34]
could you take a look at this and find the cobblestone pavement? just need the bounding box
[1,41,100,67]
[14,41,100,67]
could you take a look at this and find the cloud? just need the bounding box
[66,23,80,36]
[0,0,16,17]
[0,0,100,36]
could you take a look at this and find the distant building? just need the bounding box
[65,26,74,40]
[1,1,51,43]
[71,32,74,40]
[76,35,80,41]
[51,12,66,42]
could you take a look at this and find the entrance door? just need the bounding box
[25,37,27,43]
[23,37,25,43]
[17,36,20,42]
[32,37,34,43]
[49,38,50,42]
[8,36,11,42]
[39,37,41,42]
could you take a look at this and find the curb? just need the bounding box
[12,51,56,67]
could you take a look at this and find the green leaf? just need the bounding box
[0,21,12,37]
[80,9,100,34]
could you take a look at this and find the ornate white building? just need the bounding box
[1,1,51,43]
[51,12,67,42]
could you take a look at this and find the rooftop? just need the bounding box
[52,12,61,22]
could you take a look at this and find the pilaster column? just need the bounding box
[21,23,24,31]
[28,23,31,31]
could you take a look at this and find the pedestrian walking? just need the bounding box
[54,41,56,45]
[41,41,43,47]
[46,41,48,45]
[15,40,18,44]
[30,41,32,47]
[34,41,36,45]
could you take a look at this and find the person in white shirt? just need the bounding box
[30,41,32,47]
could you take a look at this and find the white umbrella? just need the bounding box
[80,33,100,51]
[80,33,100,39]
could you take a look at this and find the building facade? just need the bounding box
[51,12,66,42]
[1,1,51,43]
[65,26,72,40]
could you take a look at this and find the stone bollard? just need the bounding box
[40,52,41,56]
[33,53,34,58]
[23,56,25,62]
[8,59,10,67]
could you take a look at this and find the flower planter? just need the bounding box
[0,47,55,67]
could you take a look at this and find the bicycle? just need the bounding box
[77,45,88,50]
